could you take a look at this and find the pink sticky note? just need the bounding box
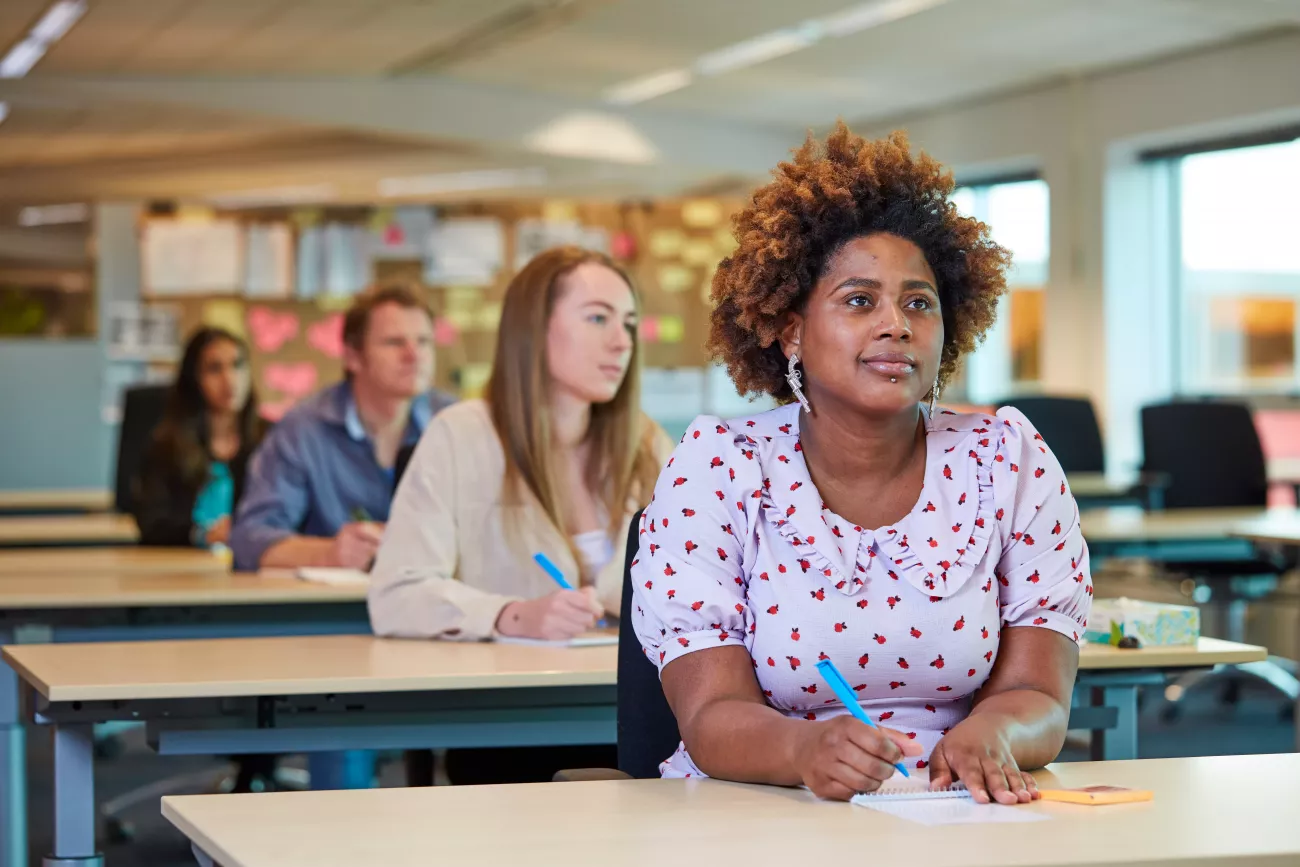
[307,313,345,358]
[612,230,637,260]
[263,361,318,398]
[434,316,460,347]
[259,400,294,423]
[638,317,660,343]
[247,306,299,352]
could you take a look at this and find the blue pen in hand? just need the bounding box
[815,658,910,779]
[533,552,607,628]
[532,552,575,590]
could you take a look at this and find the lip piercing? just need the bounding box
[890,377,897,383]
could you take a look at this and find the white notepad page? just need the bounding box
[852,776,1048,825]
[296,567,370,586]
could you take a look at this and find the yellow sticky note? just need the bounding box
[681,239,716,267]
[315,295,354,312]
[682,199,722,228]
[658,315,684,343]
[714,227,737,256]
[368,207,394,232]
[456,362,493,399]
[445,308,476,330]
[201,300,247,338]
[657,265,693,294]
[542,200,578,224]
[648,229,686,259]
[291,207,323,229]
[476,302,502,331]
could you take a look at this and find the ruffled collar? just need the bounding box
[735,403,998,599]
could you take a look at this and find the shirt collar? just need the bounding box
[324,381,434,443]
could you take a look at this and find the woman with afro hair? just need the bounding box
[631,123,1092,803]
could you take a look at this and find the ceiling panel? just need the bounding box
[0,0,54,56]
[38,0,202,73]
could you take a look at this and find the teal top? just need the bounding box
[191,461,234,547]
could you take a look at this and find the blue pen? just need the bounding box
[533,552,607,629]
[533,553,575,590]
[815,658,910,778]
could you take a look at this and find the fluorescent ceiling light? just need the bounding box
[206,184,337,208]
[18,202,89,226]
[602,0,952,106]
[377,167,547,198]
[604,68,692,106]
[525,113,657,164]
[821,0,951,37]
[0,0,88,78]
[695,22,823,77]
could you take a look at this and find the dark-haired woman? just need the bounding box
[132,327,264,547]
[631,124,1093,804]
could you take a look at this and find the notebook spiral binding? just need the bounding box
[854,781,970,802]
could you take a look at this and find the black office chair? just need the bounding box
[1140,400,1297,713]
[555,508,680,782]
[995,394,1167,508]
[112,383,170,514]
[995,395,1106,474]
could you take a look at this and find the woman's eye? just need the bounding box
[907,297,933,310]
[589,313,608,325]
[847,294,871,307]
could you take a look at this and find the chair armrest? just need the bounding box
[552,768,634,783]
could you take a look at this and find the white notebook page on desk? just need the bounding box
[851,777,1048,825]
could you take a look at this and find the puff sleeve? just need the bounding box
[630,416,759,673]
[991,407,1093,644]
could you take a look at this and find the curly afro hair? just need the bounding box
[709,122,1011,402]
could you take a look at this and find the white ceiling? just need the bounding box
[0,0,1296,204]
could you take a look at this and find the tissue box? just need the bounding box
[1085,598,1200,647]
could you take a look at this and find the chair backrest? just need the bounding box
[616,508,681,779]
[995,395,1105,474]
[113,384,171,513]
[1140,400,1268,509]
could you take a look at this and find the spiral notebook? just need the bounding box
[852,778,1048,825]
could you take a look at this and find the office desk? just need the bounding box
[0,489,113,515]
[0,513,139,548]
[162,754,1299,867]
[1,634,1264,867]
[1231,513,1300,548]
[1079,505,1288,562]
[0,546,226,576]
[0,573,368,867]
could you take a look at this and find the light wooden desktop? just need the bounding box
[0,569,367,611]
[1079,505,1284,543]
[0,545,226,576]
[162,754,1299,867]
[0,512,139,546]
[1231,513,1300,547]
[0,634,1264,704]
[0,488,113,513]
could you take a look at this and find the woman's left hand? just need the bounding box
[928,714,1040,805]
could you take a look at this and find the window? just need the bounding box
[949,178,1049,402]
[1175,137,1300,393]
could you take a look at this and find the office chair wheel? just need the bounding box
[105,816,135,844]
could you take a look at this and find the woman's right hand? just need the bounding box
[792,715,923,801]
[496,588,603,641]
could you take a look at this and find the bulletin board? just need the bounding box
[151,196,741,419]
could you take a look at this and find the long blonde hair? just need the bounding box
[487,246,660,548]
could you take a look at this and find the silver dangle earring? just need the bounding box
[787,353,812,415]
[929,374,940,418]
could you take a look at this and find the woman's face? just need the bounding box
[197,338,251,415]
[781,232,944,417]
[546,262,638,406]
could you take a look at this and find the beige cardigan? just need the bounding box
[368,399,671,641]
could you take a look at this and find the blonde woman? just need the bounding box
[370,245,671,783]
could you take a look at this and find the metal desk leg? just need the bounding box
[44,723,103,867]
[0,631,26,867]
[190,842,215,867]
[1091,684,1139,761]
